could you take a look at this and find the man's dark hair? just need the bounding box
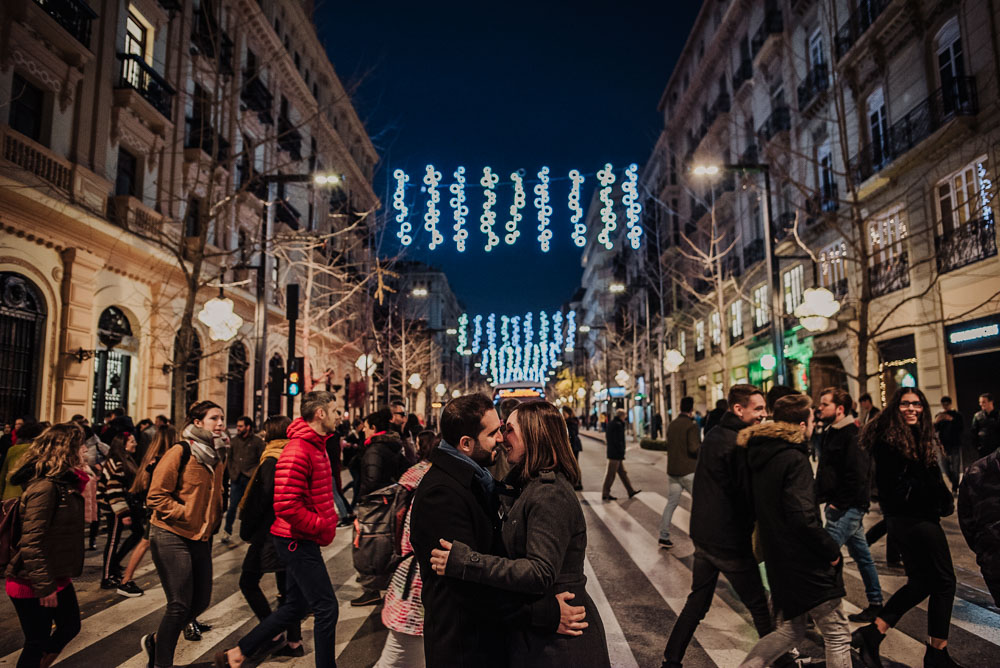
[137,418,152,429]
[110,407,125,418]
[155,414,170,425]
[728,384,763,409]
[858,393,873,404]
[773,394,813,425]
[766,385,798,412]
[981,392,995,403]
[70,414,85,423]
[16,421,45,443]
[821,387,852,414]
[301,391,336,421]
[390,399,406,411]
[364,408,392,433]
[680,396,695,413]
[237,416,255,431]
[715,398,728,410]
[499,398,521,422]
[941,396,953,404]
[440,393,496,446]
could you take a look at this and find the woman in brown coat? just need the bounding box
[5,423,87,668]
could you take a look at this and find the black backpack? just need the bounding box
[352,483,414,589]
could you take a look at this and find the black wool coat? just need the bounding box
[959,449,1000,579]
[815,417,871,510]
[605,418,627,460]
[740,421,844,619]
[358,433,409,497]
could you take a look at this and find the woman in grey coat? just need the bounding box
[431,400,610,668]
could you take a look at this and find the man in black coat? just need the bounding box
[661,384,773,668]
[410,393,583,668]
[934,396,964,493]
[958,448,1000,605]
[601,409,639,500]
[971,392,1000,458]
[816,387,883,623]
[702,398,728,435]
[739,394,851,667]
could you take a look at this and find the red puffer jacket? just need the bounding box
[270,417,338,546]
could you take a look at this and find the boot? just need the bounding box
[851,623,885,668]
[924,644,967,668]
[39,653,59,668]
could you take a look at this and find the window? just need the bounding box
[246,48,258,78]
[783,265,805,315]
[184,197,202,236]
[818,142,834,200]
[936,18,964,94]
[820,240,848,291]
[695,320,705,353]
[678,330,686,355]
[868,211,907,265]
[115,148,138,197]
[9,74,45,144]
[867,87,889,166]
[937,158,993,232]
[753,284,769,329]
[125,11,147,60]
[730,301,744,339]
[710,312,722,346]
[809,28,825,67]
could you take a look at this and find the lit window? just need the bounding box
[710,312,721,346]
[868,211,907,265]
[820,240,848,291]
[937,157,992,233]
[753,284,769,328]
[783,265,805,315]
[730,301,743,339]
[695,320,705,352]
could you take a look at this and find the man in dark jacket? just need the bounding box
[816,387,883,623]
[658,396,699,549]
[971,392,1000,458]
[601,409,639,500]
[661,384,772,668]
[223,416,265,541]
[934,396,964,492]
[410,393,582,668]
[958,448,1000,605]
[739,393,851,667]
[702,398,727,435]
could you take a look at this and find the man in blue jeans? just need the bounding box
[816,387,883,622]
[658,396,700,548]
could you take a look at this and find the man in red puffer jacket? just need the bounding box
[218,391,340,668]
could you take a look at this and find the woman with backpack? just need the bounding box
[236,415,303,658]
[5,423,87,668]
[141,400,228,668]
[98,432,142,590]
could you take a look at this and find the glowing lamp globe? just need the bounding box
[198,296,243,342]
[794,287,841,332]
[408,373,422,389]
[615,369,630,387]
[434,383,447,397]
[760,353,777,371]
[355,354,375,376]
[576,387,587,399]
[451,389,461,398]
[663,348,685,373]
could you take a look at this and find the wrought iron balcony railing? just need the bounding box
[934,216,998,274]
[185,116,230,162]
[835,0,890,60]
[732,58,753,92]
[830,277,849,300]
[849,77,978,185]
[868,251,910,298]
[241,74,274,125]
[274,198,300,229]
[797,62,829,111]
[116,54,175,120]
[32,0,96,48]
[751,10,783,59]
[758,105,791,144]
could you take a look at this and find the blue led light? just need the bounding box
[568,170,586,248]
[457,313,468,354]
[449,166,469,252]
[534,166,553,252]
[472,314,483,354]
[423,165,444,250]
[480,167,500,252]
[393,169,411,246]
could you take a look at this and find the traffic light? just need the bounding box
[287,356,304,396]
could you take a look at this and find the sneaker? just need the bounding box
[851,624,885,668]
[117,580,144,597]
[924,643,967,668]
[658,538,674,549]
[848,604,883,623]
[275,644,306,658]
[628,489,642,498]
[100,576,121,589]
[139,633,155,668]
[183,622,202,642]
[350,590,382,607]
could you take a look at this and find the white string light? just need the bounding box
[456,313,468,354]
[623,163,643,249]
[423,165,444,250]
[568,170,586,247]
[449,166,469,252]
[393,169,411,246]
[506,171,525,245]
[534,166,553,252]
[564,311,577,352]
[597,163,617,250]
[480,167,500,252]
[472,314,483,354]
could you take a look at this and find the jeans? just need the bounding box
[333,487,349,520]
[659,473,694,541]
[102,510,143,580]
[601,459,636,497]
[10,584,81,668]
[824,505,883,605]
[664,545,774,664]
[374,629,425,668]
[225,473,250,534]
[938,449,962,491]
[738,598,851,668]
[238,569,302,642]
[239,536,339,667]
[149,526,213,667]
[881,517,956,639]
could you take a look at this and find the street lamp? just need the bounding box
[445,328,457,335]
[408,373,422,389]
[355,353,375,376]
[434,382,446,397]
[197,285,243,342]
[609,282,626,294]
[451,389,461,398]
[578,325,592,333]
[663,348,685,373]
[411,287,429,297]
[312,172,342,186]
[794,287,841,332]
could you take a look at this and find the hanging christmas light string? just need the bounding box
[450,166,469,252]
[534,166,553,252]
[458,309,577,384]
[622,163,643,250]
[522,312,534,379]
[506,171,525,245]
[393,169,412,246]
[480,167,500,252]
[596,163,617,250]
[568,170,586,247]
[423,165,444,250]
[456,313,469,354]
[564,311,577,352]
[471,313,483,354]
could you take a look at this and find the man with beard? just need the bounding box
[410,393,585,667]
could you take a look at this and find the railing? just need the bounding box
[190,9,234,75]
[797,62,829,111]
[835,0,890,60]
[869,251,910,297]
[758,105,791,144]
[2,125,72,192]
[277,116,303,161]
[744,238,766,267]
[241,74,274,125]
[31,0,96,48]
[274,198,300,229]
[116,54,175,120]
[185,117,230,162]
[935,216,998,274]
[733,58,753,91]
[751,10,783,59]
[849,77,978,185]
[107,195,163,235]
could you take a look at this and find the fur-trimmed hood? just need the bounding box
[736,421,806,447]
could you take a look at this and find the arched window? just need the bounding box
[172,330,203,416]
[93,306,134,423]
[226,342,248,425]
[267,354,284,417]
[0,273,47,421]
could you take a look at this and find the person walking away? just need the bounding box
[958,447,1000,606]
[601,409,640,500]
[661,384,773,668]
[652,412,663,440]
[934,397,964,494]
[703,399,727,435]
[561,407,583,490]
[971,392,999,458]
[98,433,142,590]
[429,401,609,668]
[236,415,303,658]
[216,391,340,668]
[222,417,264,544]
[373,430,438,668]
[658,397,699,549]
[5,424,86,668]
[1,422,45,500]
[738,394,851,668]
[858,393,881,427]
[816,387,883,622]
[141,401,228,668]
[852,388,966,668]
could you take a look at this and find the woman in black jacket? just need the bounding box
[430,401,610,668]
[853,387,965,668]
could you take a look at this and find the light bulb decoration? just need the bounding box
[511,315,522,379]
[456,313,469,354]
[449,166,469,252]
[522,312,533,379]
[596,163,617,250]
[480,167,500,251]
[506,171,525,245]
[472,314,483,354]
[564,311,577,352]
[534,166,553,252]
[568,170,586,247]
[551,311,564,367]
[623,163,643,249]
[423,165,444,250]
[393,169,412,246]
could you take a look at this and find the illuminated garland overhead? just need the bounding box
[456,313,469,354]
[480,167,500,252]
[423,165,444,250]
[393,169,412,246]
[534,166,553,252]
[450,166,469,252]
[596,163,617,250]
[457,310,577,384]
[622,163,642,250]
[507,171,525,246]
[568,170,586,247]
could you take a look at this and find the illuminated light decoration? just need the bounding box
[522,312,533,379]
[422,165,444,250]
[456,313,469,354]
[622,163,643,249]
[978,162,994,223]
[568,170,586,247]
[759,353,777,371]
[663,348,685,373]
[393,169,412,246]
[449,166,469,251]
[551,311,564,365]
[596,163,617,250]
[534,166,553,252]
[198,294,243,341]
[564,311,577,352]
[511,315,522,380]
[480,167,500,251]
[506,172,525,245]
[471,314,483,354]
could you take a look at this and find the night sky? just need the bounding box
[316,0,700,315]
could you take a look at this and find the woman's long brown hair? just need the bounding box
[22,423,83,480]
[860,386,940,467]
[510,401,581,486]
[130,424,178,495]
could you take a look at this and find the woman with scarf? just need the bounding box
[235,415,303,657]
[6,423,87,668]
[97,432,141,590]
[141,401,228,668]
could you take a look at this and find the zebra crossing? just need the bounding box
[2,438,999,667]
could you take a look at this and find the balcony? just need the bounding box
[106,194,165,236]
[775,211,796,241]
[797,62,829,113]
[744,238,765,267]
[116,54,175,121]
[849,77,978,186]
[869,252,910,297]
[935,216,997,274]
[241,74,274,125]
[185,117,230,162]
[190,8,234,76]
[277,116,303,161]
[274,198,300,229]
[751,10,783,61]
[30,0,96,48]
[835,0,890,61]
[732,58,753,93]
[1,124,72,194]
[806,181,839,222]
[758,106,791,145]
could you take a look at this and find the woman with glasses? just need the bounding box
[853,388,965,668]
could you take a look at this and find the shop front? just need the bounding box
[748,329,814,394]
[945,315,1000,421]
[877,334,918,407]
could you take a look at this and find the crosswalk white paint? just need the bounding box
[583,557,640,668]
